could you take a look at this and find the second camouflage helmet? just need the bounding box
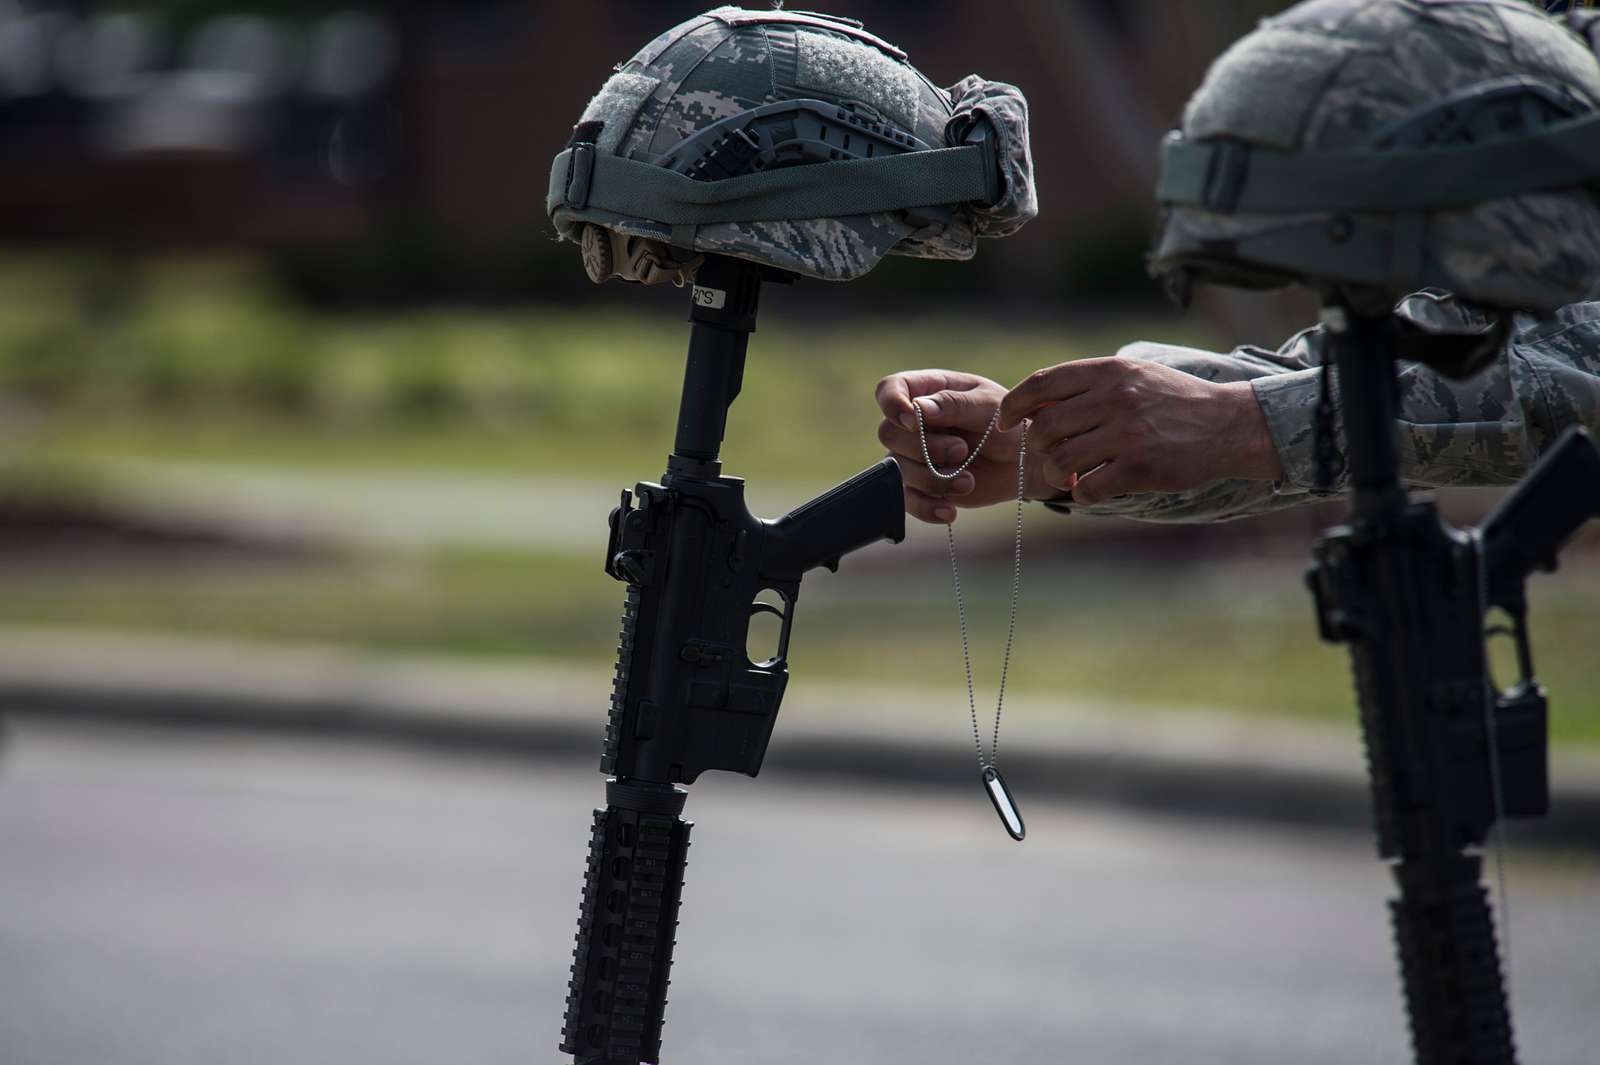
[546,6,1037,285]
[1150,0,1600,315]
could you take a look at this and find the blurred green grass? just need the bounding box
[3,252,1597,745]
[0,252,1211,479]
[6,547,1599,745]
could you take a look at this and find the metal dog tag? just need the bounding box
[982,765,1025,841]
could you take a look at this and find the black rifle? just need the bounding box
[1306,301,1600,1065]
[558,256,906,1065]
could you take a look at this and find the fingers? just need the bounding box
[1025,392,1101,455]
[891,454,975,498]
[875,369,992,430]
[1041,426,1116,489]
[998,358,1113,431]
[914,387,999,433]
[877,418,969,467]
[1070,459,1138,505]
[905,485,958,525]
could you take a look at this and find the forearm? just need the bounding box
[1055,300,1600,522]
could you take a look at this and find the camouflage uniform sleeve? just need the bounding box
[1044,300,1600,523]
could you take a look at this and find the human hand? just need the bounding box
[875,369,1057,524]
[997,352,1283,506]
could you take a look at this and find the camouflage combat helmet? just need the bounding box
[546,6,1036,285]
[1150,0,1600,315]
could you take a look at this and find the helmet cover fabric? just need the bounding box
[1151,0,1600,314]
[550,7,1037,282]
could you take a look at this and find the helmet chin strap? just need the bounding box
[580,224,704,287]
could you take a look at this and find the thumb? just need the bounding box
[917,387,994,431]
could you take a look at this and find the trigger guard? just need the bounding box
[748,591,795,667]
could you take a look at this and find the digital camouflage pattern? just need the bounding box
[1152,0,1600,313]
[1052,294,1600,522]
[549,6,1036,282]
[941,75,1037,241]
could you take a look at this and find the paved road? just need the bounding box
[0,722,1594,1065]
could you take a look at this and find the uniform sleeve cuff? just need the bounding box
[1250,368,1337,493]
[1039,491,1074,515]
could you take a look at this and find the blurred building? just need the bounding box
[0,1,1284,303]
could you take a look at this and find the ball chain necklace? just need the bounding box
[914,401,1028,842]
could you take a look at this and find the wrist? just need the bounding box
[1222,381,1285,482]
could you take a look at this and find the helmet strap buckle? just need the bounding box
[562,143,596,211]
